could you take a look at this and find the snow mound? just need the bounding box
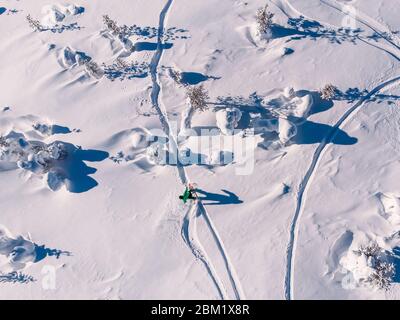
[146,142,168,165]
[41,4,84,27]
[100,25,134,59]
[339,235,396,291]
[253,117,297,145]
[377,192,400,225]
[251,88,314,147]
[106,128,154,163]
[55,46,104,79]
[46,170,65,191]
[59,46,89,68]
[278,118,297,144]
[0,225,36,274]
[0,131,68,190]
[264,87,314,119]
[216,108,242,135]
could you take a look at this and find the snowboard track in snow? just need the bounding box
[149,0,244,300]
[277,0,400,300]
[181,204,228,300]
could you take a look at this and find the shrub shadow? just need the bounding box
[134,42,173,51]
[180,72,220,86]
[271,17,363,44]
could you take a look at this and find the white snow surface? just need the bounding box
[0,0,400,300]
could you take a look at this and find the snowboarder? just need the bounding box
[179,184,197,203]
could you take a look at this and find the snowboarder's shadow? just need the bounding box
[196,189,243,206]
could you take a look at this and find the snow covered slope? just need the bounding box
[0,0,400,300]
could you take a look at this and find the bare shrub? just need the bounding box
[0,136,9,148]
[103,15,120,34]
[319,84,338,100]
[368,260,395,291]
[102,14,129,39]
[256,4,274,35]
[0,272,36,284]
[186,84,209,112]
[102,59,148,81]
[26,14,43,32]
[109,151,125,164]
[356,241,396,291]
[356,242,381,258]
[169,68,183,86]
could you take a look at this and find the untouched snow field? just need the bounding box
[0,0,400,300]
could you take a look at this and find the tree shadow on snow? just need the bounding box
[272,16,400,53]
[55,142,109,193]
[42,23,83,33]
[333,87,400,105]
[0,272,35,284]
[196,189,243,206]
[103,61,149,81]
[123,25,189,41]
[271,17,363,45]
[34,244,72,263]
[179,72,220,86]
[134,42,173,52]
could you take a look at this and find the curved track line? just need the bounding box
[149,0,244,300]
[181,204,228,299]
[199,202,246,300]
[285,75,400,300]
[150,0,187,185]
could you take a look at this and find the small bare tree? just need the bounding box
[356,242,381,258]
[256,4,274,35]
[169,68,183,86]
[0,136,9,148]
[180,85,210,135]
[320,84,338,100]
[26,14,43,32]
[103,15,121,35]
[102,14,129,40]
[356,242,396,291]
[187,84,209,112]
